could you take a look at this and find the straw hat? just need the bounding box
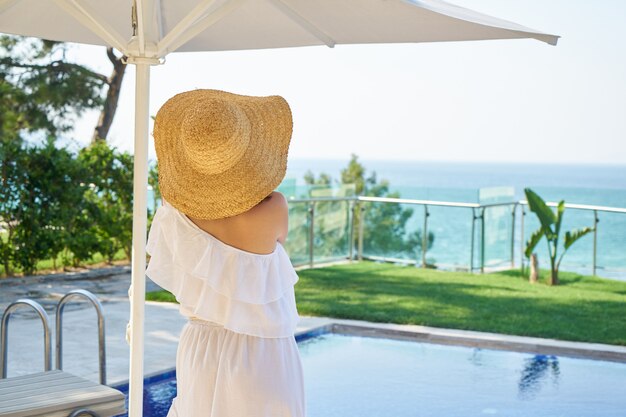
[153,89,293,220]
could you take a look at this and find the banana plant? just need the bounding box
[523,188,593,285]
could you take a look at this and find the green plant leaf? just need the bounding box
[525,228,544,258]
[524,188,556,233]
[564,227,593,250]
[554,200,565,241]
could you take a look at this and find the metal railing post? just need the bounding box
[1,299,52,379]
[593,210,599,276]
[480,207,486,273]
[348,199,356,261]
[358,202,365,261]
[510,203,516,268]
[56,289,107,385]
[520,205,525,277]
[421,205,429,268]
[470,207,476,273]
[308,201,315,268]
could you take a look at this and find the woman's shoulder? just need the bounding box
[245,190,288,225]
[258,191,287,213]
[182,191,288,254]
[239,191,282,220]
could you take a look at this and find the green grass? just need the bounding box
[0,248,128,277]
[34,249,127,271]
[146,261,626,346]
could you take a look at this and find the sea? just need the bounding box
[283,159,626,281]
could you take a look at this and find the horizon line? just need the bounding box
[287,157,626,166]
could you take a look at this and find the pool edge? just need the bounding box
[315,318,626,364]
[110,318,626,388]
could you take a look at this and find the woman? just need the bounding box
[146,89,305,416]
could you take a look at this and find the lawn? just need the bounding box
[0,246,128,277]
[146,261,626,346]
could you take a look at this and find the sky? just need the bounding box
[64,0,626,165]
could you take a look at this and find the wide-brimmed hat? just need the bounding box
[153,89,293,220]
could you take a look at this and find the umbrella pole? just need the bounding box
[128,61,150,417]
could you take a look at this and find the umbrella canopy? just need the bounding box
[0,1,558,416]
[0,0,558,56]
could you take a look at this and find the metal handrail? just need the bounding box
[358,195,480,208]
[518,200,626,214]
[0,299,52,378]
[56,290,107,385]
[291,195,626,214]
[289,196,356,203]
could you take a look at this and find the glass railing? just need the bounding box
[286,198,354,268]
[286,196,626,280]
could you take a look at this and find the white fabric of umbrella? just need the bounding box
[0,1,558,415]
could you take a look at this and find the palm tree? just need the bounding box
[524,188,593,285]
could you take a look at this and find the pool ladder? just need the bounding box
[0,289,107,385]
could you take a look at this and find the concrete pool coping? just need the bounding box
[296,316,626,364]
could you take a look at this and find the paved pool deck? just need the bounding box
[1,297,331,385]
[2,267,625,386]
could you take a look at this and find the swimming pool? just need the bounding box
[113,328,626,417]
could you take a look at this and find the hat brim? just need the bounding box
[153,90,292,220]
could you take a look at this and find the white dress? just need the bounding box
[145,202,305,417]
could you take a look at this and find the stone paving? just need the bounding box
[0,265,162,384]
[0,266,158,314]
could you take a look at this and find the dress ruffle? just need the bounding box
[145,203,300,338]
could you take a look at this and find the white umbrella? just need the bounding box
[0,1,558,415]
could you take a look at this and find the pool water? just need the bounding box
[114,333,626,417]
[299,334,626,417]
[113,370,176,417]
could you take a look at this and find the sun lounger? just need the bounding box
[1,291,126,417]
[0,369,126,417]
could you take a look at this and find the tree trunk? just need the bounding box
[1,227,12,277]
[123,245,131,264]
[550,267,559,286]
[529,253,539,284]
[92,48,127,143]
[62,248,70,272]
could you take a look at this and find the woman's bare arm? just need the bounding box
[271,192,289,244]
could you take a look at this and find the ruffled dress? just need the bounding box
[145,202,305,417]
